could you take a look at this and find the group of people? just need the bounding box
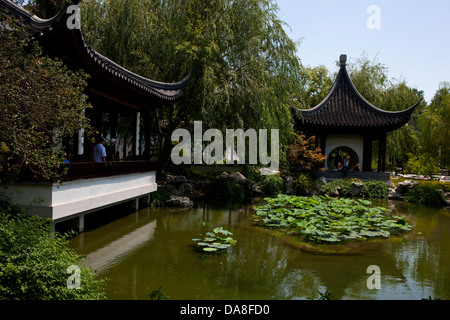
[93,137,117,163]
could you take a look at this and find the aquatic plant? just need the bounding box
[148,286,170,300]
[192,226,237,253]
[253,195,412,244]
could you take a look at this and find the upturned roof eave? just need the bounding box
[0,0,190,103]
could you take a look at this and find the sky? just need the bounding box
[276,0,450,103]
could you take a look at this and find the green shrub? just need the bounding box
[362,180,389,199]
[319,179,352,197]
[404,153,440,178]
[259,175,284,195]
[0,200,107,300]
[404,185,446,207]
[209,178,246,201]
[150,187,171,207]
[293,173,317,195]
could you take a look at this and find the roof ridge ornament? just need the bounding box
[339,54,347,66]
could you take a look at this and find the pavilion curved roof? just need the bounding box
[0,0,190,105]
[292,54,421,134]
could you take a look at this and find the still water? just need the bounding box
[68,198,450,300]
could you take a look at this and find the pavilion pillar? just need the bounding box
[377,133,387,172]
[363,135,373,172]
[110,111,119,140]
[143,111,151,160]
[134,112,141,156]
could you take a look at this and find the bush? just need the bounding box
[319,179,352,197]
[0,200,107,300]
[404,153,440,178]
[362,180,389,199]
[293,173,317,195]
[150,187,171,207]
[259,175,284,195]
[404,185,446,207]
[208,178,246,201]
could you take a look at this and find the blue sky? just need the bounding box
[276,0,450,102]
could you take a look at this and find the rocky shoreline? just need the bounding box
[157,171,450,209]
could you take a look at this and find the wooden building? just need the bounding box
[292,54,420,178]
[0,0,189,231]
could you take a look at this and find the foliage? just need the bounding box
[150,188,171,208]
[362,180,389,199]
[285,134,326,174]
[404,153,440,178]
[254,195,412,244]
[148,286,170,300]
[192,226,237,253]
[417,81,450,167]
[308,290,333,300]
[259,175,284,195]
[80,0,304,168]
[0,200,107,300]
[292,173,317,196]
[404,186,446,208]
[0,14,92,183]
[208,177,246,201]
[300,65,333,109]
[319,179,353,197]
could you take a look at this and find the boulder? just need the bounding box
[284,176,294,195]
[350,183,365,196]
[166,196,194,208]
[217,172,247,184]
[388,180,418,200]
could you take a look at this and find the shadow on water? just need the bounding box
[68,198,450,300]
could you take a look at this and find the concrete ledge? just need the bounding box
[318,171,391,182]
[2,172,157,223]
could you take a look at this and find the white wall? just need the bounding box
[325,134,364,170]
[2,172,157,222]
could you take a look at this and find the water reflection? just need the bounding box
[69,200,450,300]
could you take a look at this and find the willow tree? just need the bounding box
[79,0,304,167]
[418,82,450,167]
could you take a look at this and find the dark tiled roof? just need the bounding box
[293,55,420,133]
[0,0,189,103]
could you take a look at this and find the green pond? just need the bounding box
[68,198,450,300]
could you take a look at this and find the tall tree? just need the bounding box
[418,82,450,167]
[0,14,92,183]
[299,65,333,109]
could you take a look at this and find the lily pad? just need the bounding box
[203,247,218,252]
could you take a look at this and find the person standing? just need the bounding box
[93,137,107,163]
[106,138,117,162]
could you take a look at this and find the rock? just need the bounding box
[166,175,188,183]
[217,172,247,184]
[388,180,418,200]
[229,172,247,183]
[284,176,294,195]
[218,172,230,179]
[178,182,194,197]
[166,196,193,208]
[350,183,364,196]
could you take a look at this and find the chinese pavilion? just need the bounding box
[0,0,189,231]
[292,54,421,176]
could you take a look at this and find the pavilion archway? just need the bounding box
[327,146,360,172]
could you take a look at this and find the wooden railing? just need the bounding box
[60,160,158,182]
